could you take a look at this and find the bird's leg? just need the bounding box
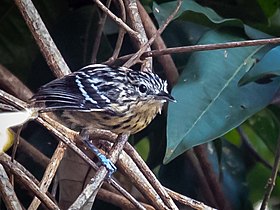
[79,129,117,178]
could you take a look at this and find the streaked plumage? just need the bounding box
[31,64,175,134]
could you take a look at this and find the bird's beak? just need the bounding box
[156,91,176,102]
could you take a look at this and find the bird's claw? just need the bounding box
[81,132,117,178]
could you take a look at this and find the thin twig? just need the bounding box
[143,37,280,58]
[166,188,217,210]
[69,133,130,210]
[123,0,152,71]
[14,0,71,78]
[91,0,112,63]
[0,89,27,109]
[28,142,67,210]
[0,154,60,210]
[115,36,280,64]
[0,103,18,111]
[124,143,178,209]
[0,164,23,210]
[124,0,182,68]
[10,126,23,187]
[117,147,169,209]
[105,0,126,64]
[92,0,137,38]
[137,1,178,86]
[97,188,155,210]
[260,136,280,210]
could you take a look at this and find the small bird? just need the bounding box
[30,64,175,134]
[1,64,175,174]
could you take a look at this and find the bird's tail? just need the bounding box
[0,109,37,153]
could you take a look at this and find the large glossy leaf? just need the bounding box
[165,30,280,163]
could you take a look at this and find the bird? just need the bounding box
[1,64,175,175]
[30,64,175,134]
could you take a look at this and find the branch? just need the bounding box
[91,0,112,63]
[69,133,130,210]
[124,143,178,209]
[0,153,60,210]
[92,0,137,38]
[143,37,280,58]
[123,0,152,71]
[166,188,217,210]
[105,0,126,64]
[28,142,67,210]
[260,136,280,210]
[0,164,22,210]
[124,0,182,68]
[136,1,179,86]
[97,188,154,210]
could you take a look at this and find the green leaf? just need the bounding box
[153,0,243,28]
[241,123,275,164]
[239,46,280,85]
[245,108,280,155]
[153,1,272,40]
[247,163,280,204]
[165,29,280,163]
[257,0,280,17]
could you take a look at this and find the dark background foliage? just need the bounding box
[1,0,280,209]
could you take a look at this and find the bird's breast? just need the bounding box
[62,100,164,134]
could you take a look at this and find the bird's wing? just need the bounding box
[31,72,111,112]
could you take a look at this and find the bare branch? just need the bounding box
[0,154,60,210]
[123,0,152,71]
[0,164,22,210]
[92,0,137,37]
[166,188,217,210]
[105,0,127,64]
[28,142,67,210]
[124,143,178,209]
[69,133,130,210]
[91,0,113,63]
[260,136,280,210]
[97,188,155,210]
[136,1,178,86]
[144,37,280,58]
[124,0,182,68]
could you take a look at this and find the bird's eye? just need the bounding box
[139,84,147,93]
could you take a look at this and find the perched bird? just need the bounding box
[1,64,175,174]
[30,64,175,134]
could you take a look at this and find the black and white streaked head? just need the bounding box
[31,64,175,134]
